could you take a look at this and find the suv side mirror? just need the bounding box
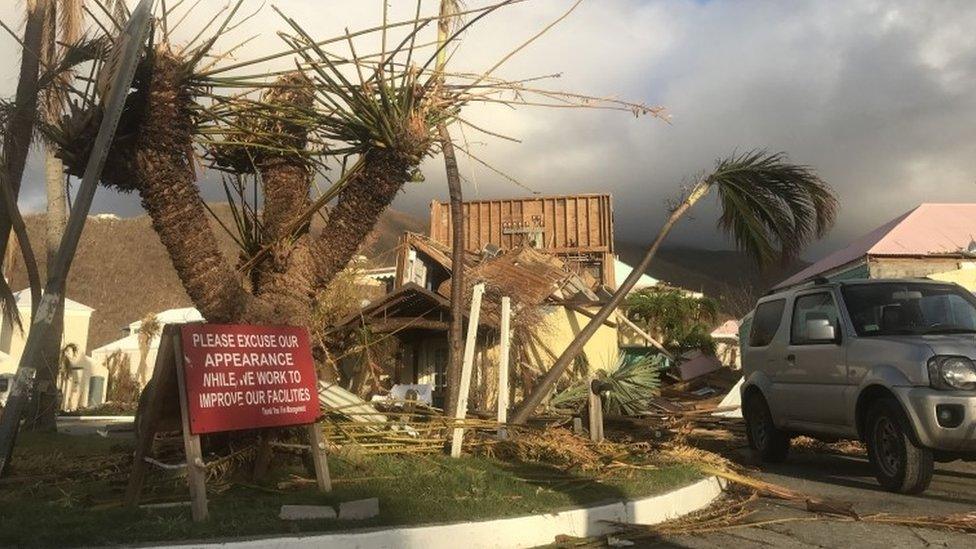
[806,319,837,342]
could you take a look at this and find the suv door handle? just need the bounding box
[786,354,795,363]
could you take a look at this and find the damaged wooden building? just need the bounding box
[330,194,657,408]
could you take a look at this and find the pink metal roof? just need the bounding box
[776,204,976,289]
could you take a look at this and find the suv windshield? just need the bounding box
[842,282,976,336]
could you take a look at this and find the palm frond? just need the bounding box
[0,274,22,333]
[711,150,838,266]
[550,353,663,416]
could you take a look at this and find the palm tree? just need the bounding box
[625,286,718,352]
[27,0,87,431]
[0,0,50,320]
[134,314,161,387]
[436,0,467,419]
[511,150,838,424]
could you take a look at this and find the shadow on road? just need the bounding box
[759,451,976,508]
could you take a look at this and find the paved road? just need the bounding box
[651,446,976,548]
[55,415,134,436]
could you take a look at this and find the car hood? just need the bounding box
[869,334,976,359]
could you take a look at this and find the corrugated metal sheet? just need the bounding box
[776,204,976,289]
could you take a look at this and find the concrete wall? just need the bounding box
[868,257,971,280]
[0,304,102,410]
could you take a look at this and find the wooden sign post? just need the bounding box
[588,378,605,443]
[451,283,485,458]
[497,296,511,439]
[126,323,329,521]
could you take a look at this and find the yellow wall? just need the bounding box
[928,264,976,292]
[522,306,621,373]
[0,307,92,376]
[412,305,620,410]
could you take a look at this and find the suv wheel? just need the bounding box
[744,392,790,463]
[865,398,933,494]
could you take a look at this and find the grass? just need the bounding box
[0,433,701,547]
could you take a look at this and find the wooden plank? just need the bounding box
[615,311,675,361]
[588,378,604,443]
[306,423,332,492]
[173,332,209,522]
[124,327,177,506]
[589,197,599,247]
[497,296,511,439]
[429,200,441,243]
[451,283,485,458]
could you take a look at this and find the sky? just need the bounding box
[2,0,975,261]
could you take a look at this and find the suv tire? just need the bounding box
[744,391,790,463]
[865,398,933,494]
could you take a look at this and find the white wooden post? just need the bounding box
[497,296,511,439]
[451,283,485,458]
[588,378,604,443]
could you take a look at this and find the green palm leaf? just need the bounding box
[712,150,837,266]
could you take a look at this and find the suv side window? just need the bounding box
[749,299,786,347]
[791,292,840,344]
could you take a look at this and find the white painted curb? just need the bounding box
[170,476,725,549]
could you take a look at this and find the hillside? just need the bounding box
[6,203,804,349]
[6,205,424,349]
[615,241,809,315]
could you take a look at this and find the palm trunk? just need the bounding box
[25,152,69,429]
[0,0,47,265]
[435,1,467,418]
[510,181,711,424]
[312,149,411,288]
[133,51,265,324]
[438,123,466,418]
[257,160,315,324]
[2,0,50,430]
[255,75,316,326]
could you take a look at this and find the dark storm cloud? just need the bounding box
[7,0,976,261]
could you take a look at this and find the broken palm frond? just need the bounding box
[550,353,663,416]
[204,444,257,484]
[608,485,976,541]
[488,426,605,471]
[322,414,500,457]
[791,435,866,457]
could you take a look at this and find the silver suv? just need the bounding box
[742,278,976,494]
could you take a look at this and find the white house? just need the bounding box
[614,258,659,293]
[710,319,741,368]
[90,307,203,389]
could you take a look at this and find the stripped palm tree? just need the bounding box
[26,0,88,430]
[511,150,839,424]
[436,0,467,419]
[40,0,662,380]
[0,0,50,327]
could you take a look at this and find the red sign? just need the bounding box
[179,324,320,434]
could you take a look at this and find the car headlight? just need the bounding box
[928,356,976,390]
